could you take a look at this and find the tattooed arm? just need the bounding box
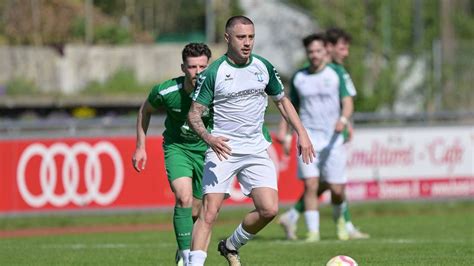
[188,102,231,160]
[187,102,212,143]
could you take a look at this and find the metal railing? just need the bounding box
[1,111,472,139]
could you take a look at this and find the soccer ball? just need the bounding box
[326,255,358,266]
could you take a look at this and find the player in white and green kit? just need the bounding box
[279,28,369,241]
[132,43,212,265]
[187,16,314,266]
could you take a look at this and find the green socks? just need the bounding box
[173,207,193,250]
[294,195,305,213]
[342,201,352,222]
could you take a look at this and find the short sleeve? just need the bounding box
[255,55,284,101]
[265,66,285,100]
[330,64,356,99]
[338,73,351,98]
[289,73,300,110]
[147,84,163,109]
[192,71,215,107]
[341,71,356,97]
[337,66,356,97]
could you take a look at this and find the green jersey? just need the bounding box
[147,76,210,152]
[328,62,357,141]
[327,62,357,97]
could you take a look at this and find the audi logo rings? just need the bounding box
[17,141,124,208]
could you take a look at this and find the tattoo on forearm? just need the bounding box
[188,103,210,143]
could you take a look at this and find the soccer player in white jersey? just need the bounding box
[187,16,314,266]
[278,28,369,241]
[277,31,368,242]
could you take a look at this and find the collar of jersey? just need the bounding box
[306,65,327,74]
[225,54,253,68]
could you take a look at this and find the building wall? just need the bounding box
[0,44,226,94]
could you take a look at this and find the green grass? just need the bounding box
[1,200,473,265]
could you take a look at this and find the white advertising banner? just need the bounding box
[347,126,473,181]
[341,125,474,200]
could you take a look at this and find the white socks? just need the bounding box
[180,249,190,265]
[287,208,300,224]
[188,224,255,265]
[188,250,207,266]
[226,223,255,251]
[345,221,356,232]
[304,210,320,233]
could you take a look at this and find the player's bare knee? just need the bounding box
[202,208,219,225]
[258,206,278,220]
[175,194,193,208]
[304,178,319,193]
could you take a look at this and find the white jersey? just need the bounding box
[193,54,284,154]
[290,64,354,145]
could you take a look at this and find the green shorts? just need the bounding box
[164,145,205,199]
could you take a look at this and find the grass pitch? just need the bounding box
[0,200,473,265]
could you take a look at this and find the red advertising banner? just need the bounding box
[0,126,473,215]
[0,135,302,214]
[1,137,168,212]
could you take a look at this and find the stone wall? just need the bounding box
[0,44,226,94]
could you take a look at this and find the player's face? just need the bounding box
[328,39,350,64]
[181,55,209,87]
[225,23,255,63]
[305,40,327,69]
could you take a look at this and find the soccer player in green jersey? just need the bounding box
[278,28,369,241]
[132,43,212,266]
[187,16,314,266]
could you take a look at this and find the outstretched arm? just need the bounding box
[335,96,354,133]
[274,96,315,164]
[187,102,231,161]
[277,118,293,155]
[132,100,155,172]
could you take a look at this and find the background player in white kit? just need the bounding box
[279,28,369,241]
[278,32,362,242]
[187,16,314,266]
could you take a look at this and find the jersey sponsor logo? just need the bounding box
[225,88,265,99]
[224,73,233,81]
[16,141,124,208]
[255,72,264,82]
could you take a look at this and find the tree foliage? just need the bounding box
[287,0,473,112]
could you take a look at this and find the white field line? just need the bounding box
[272,238,469,245]
[38,242,174,249]
[35,238,471,250]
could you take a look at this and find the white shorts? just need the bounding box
[297,130,347,184]
[202,150,278,196]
